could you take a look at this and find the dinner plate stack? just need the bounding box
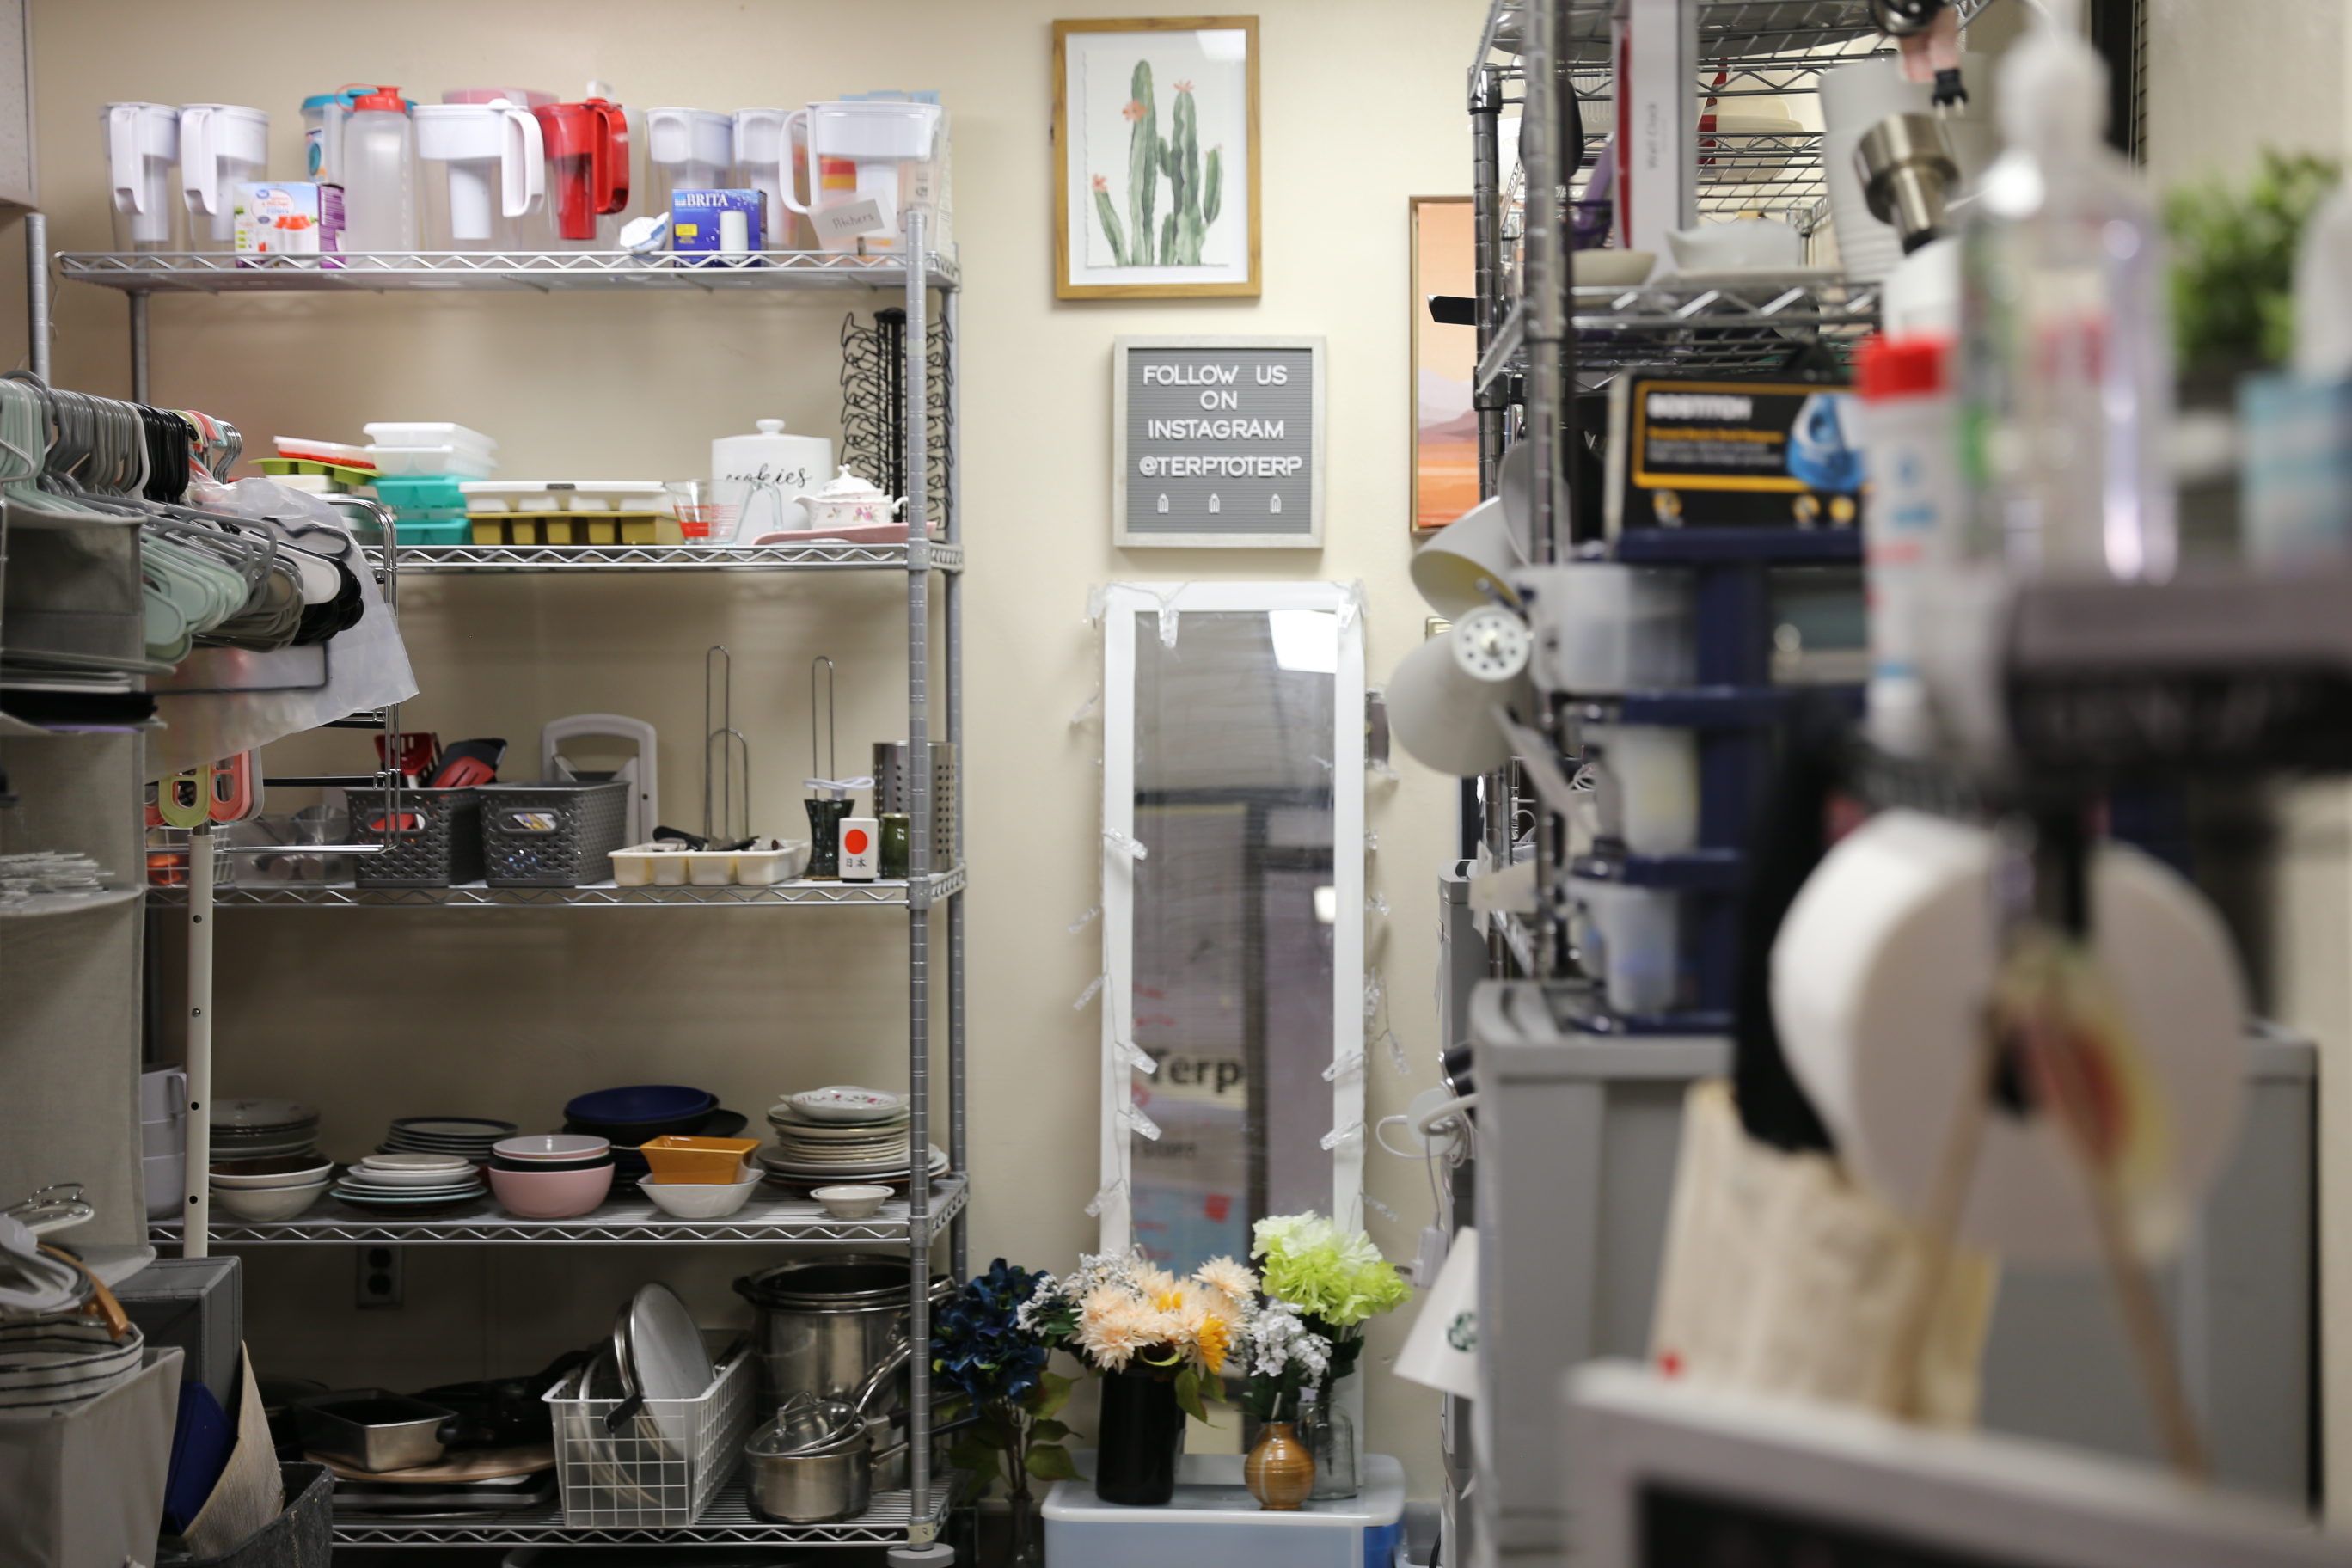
[0,1319,147,1412]
[210,1099,321,1161]
[334,1152,488,1214]
[758,1098,946,1186]
[378,1118,518,1162]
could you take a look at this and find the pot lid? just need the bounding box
[733,1256,946,1308]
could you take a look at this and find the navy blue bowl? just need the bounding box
[562,1084,716,1127]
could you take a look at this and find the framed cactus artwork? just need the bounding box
[1053,16,1261,299]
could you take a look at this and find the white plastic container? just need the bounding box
[340,86,419,253]
[1517,563,1694,694]
[364,444,499,477]
[415,102,544,247]
[178,104,268,251]
[733,840,809,885]
[1582,723,1698,854]
[366,420,499,451]
[611,842,690,887]
[646,107,735,221]
[102,102,180,251]
[1856,334,1957,756]
[709,419,834,544]
[1573,877,1681,1016]
[781,101,944,253]
[684,850,738,886]
[273,436,373,468]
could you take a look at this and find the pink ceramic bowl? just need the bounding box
[487,1161,613,1219]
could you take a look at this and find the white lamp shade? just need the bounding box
[1412,496,1528,618]
[1388,613,1532,776]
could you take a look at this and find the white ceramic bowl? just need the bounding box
[640,1171,759,1220]
[208,1158,336,1190]
[211,1180,328,1222]
[493,1134,611,1163]
[812,1184,892,1221]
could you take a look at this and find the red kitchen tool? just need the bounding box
[375,730,439,781]
[426,737,507,789]
[532,98,628,240]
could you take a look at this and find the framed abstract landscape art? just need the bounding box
[1054,17,1262,298]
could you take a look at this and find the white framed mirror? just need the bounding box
[1096,582,1367,1266]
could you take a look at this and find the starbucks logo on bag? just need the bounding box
[1446,1311,1476,1353]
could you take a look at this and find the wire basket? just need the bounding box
[546,1338,753,1528]
[347,788,484,887]
[478,781,631,887]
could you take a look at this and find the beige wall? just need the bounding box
[24,0,1482,1497]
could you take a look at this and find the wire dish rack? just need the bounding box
[547,1338,755,1528]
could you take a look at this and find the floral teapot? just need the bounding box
[794,466,907,531]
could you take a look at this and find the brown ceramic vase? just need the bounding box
[1245,1421,1315,1510]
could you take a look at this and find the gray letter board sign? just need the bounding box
[1112,335,1326,548]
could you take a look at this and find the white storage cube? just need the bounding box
[1044,1452,1405,1568]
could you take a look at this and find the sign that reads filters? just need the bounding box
[1113,336,1326,548]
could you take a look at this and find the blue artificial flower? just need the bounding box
[931,1259,1052,1406]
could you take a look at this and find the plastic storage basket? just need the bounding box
[478,781,630,887]
[545,1338,751,1528]
[348,788,484,887]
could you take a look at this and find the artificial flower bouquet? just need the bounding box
[930,1259,1081,1504]
[1017,1250,1253,1423]
[1252,1212,1414,1392]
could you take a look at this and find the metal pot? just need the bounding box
[747,1428,903,1523]
[731,1256,952,1417]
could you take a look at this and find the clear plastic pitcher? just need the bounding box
[178,104,268,251]
[102,101,180,251]
[779,101,943,254]
[415,102,543,248]
[340,86,418,253]
[532,98,629,244]
[733,107,791,250]
[646,108,733,224]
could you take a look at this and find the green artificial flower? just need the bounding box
[1250,1213,1412,1328]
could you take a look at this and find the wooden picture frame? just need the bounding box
[1054,16,1262,299]
[1412,195,1479,533]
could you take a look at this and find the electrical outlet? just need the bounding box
[355,1245,403,1309]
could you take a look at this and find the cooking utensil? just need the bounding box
[703,646,751,851]
[293,1390,462,1473]
[744,1406,974,1524]
[426,738,506,789]
[804,657,870,877]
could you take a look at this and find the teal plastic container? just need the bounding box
[370,475,468,511]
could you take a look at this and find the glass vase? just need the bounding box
[1000,1489,1044,1567]
[1094,1367,1183,1506]
[1302,1396,1358,1499]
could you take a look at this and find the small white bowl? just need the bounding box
[812,1185,892,1221]
[211,1180,328,1222]
[640,1171,759,1220]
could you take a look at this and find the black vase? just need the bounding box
[1094,1367,1183,1505]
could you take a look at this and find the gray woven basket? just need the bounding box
[479,782,632,887]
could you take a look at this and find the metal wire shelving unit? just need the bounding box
[147,866,966,910]
[52,220,971,1556]
[150,1175,968,1247]
[328,1476,961,1548]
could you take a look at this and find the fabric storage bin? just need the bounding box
[349,787,485,886]
[0,1345,183,1568]
[173,1462,331,1568]
[544,1338,750,1528]
[479,781,631,887]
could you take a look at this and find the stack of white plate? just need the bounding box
[378,1117,518,1162]
[760,1093,945,1185]
[0,1320,146,1412]
[334,1152,487,1211]
[210,1099,320,1161]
